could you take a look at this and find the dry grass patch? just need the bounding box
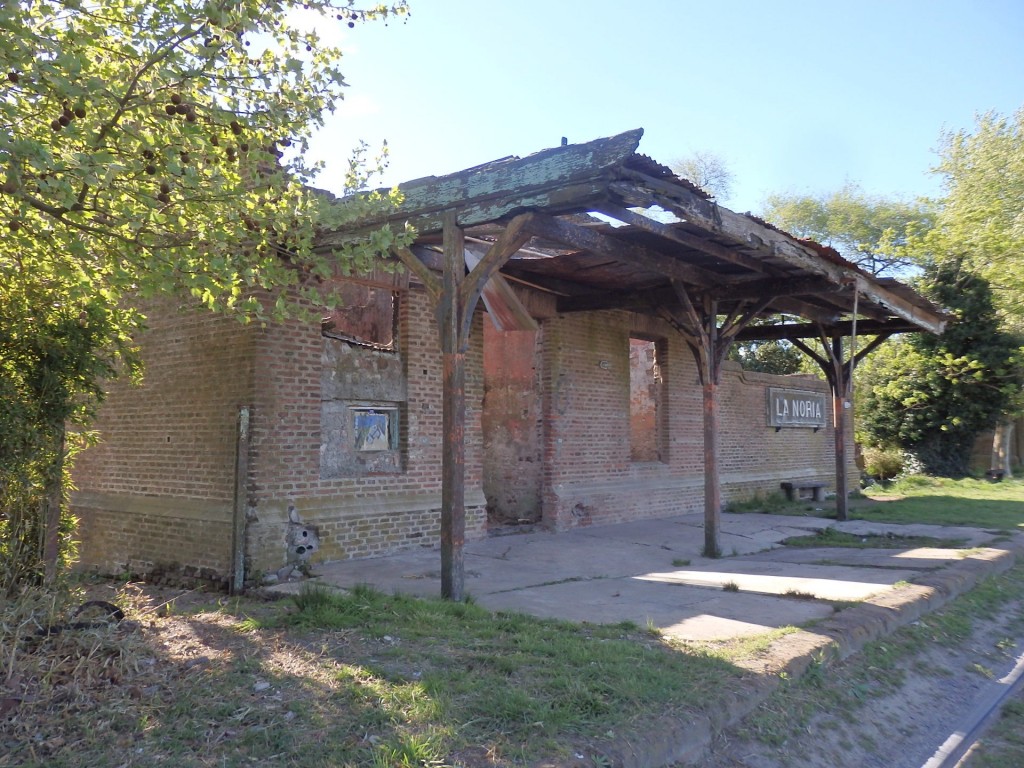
[2,580,760,767]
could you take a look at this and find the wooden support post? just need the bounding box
[440,212,466,601]
[231,405,251,595]
[831,337,849,521]
[665,285,730,557]
[702,375,722,557]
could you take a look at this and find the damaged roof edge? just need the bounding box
[317,129,947,336]
[328,129,645,234]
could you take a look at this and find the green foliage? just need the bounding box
[0,0,409,587]
[728,338,806,374]
[0,288,137,591]
[860,444,904,481]
[929,108,1024,331]
[1,0,409,322]
[761,182,933,276]
[857,259,1020,476]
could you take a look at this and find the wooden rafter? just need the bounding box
[522,212,720,289]
[595,200,773,276]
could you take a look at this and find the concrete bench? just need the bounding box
[780,480,826,502]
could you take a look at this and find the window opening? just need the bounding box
[629,337,663,462]
[321,281,397,351]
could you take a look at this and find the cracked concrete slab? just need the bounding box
[282,512,1009,644]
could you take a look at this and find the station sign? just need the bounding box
[767,387,828,429]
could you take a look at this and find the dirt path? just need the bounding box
[703,599,1024,768]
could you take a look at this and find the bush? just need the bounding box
[862,445,904,480]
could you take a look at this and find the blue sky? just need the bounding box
[308,0,1024,214]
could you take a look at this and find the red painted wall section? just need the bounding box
[481,315,543,525]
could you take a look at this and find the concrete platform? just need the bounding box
[276,512,1008,642]
[265,512,1021,766]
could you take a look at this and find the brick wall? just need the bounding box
[74,288,488,584]
[538,310,851,530]
[74,281,852,584]
[242,288,486,578]
[72,300,256,579]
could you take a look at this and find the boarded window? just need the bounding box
[352,407,399,451]
[629,337,664,462]
[321,282,397,350]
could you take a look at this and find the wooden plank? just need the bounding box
[851,275,947,335]
[703,378,722,557]
[595,201,774,275]
[231,406,251,595]
[557,286,674,314]
[523,213,721,288]
[459,213,536,342]
[734,318,922,341]
[392,245,441,301]
[769,296,843,324]
[831,337,849,521]
[710,275,839,301]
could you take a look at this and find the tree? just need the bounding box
[728,337,805,375]
[929,108,1024,330]
[0,0,409,586]
[923,108,1024,475]
[671,150,734,201]
[1,0,408,322]
[761,182,933,276]
[856,258,1019,477]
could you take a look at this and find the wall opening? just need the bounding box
[629,336,665,463]
[321,281,397,351]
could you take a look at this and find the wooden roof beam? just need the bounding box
[522,212,720,289]
[734,318,924,342]
[557,286,674,313]
[610,174,947,334]
[318,129,644,245]
[594,200,775,276]
[710,276,840,302]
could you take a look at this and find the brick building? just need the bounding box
[71,131,945,590]
[72,282,838,585]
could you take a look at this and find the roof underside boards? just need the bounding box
[320,129,947,340]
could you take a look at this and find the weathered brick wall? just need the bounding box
[73,287,488,585]
[72,301,256,579]
[539,310,851,530]
[244,288,487,578]
[74,280,853,583]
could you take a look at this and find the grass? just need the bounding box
[856,476,1024,530]
[1,580,758,768]
[5,475,1022,766]
[739,561,1024,748]
[970,698,1024,767]
[781,526,966,550]
[730,475,1024,532]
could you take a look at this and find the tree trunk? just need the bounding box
[43,425,66,583]
[993,419,1015,478]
